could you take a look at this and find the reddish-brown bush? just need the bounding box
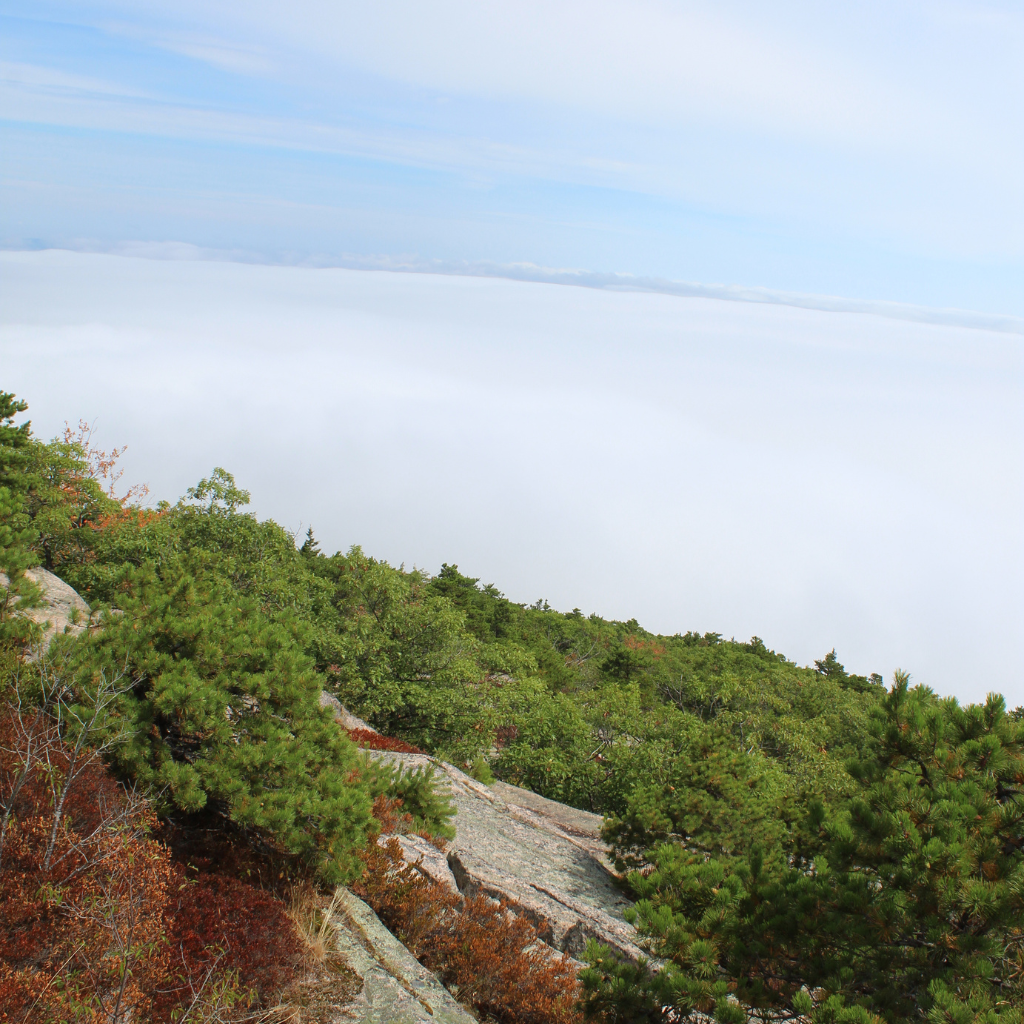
[157,870,301,1016]
[0,706,302,1023]
[347,728,425,754]
[355,798,581,1024]
[0,709,177,1022]
[495,724,520,749]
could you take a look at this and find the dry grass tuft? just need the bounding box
[287,883,345,964]
[273,882,361,1023]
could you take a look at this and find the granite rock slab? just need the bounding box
[374,751,643,961]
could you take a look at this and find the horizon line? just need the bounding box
[5,240,1022,336]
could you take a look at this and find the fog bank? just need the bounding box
[2,249,1020,704]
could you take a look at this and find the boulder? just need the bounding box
[0,566,91,648]
[373,751,643,961]
[391,832,462,895]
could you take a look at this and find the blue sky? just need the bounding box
[2,0,1022,313]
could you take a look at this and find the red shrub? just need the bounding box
[0,739,176,1022]
[155,869,301,1016]
[348,728,425,754]
[0,706,302,1023]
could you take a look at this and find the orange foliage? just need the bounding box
[623,635,665,658]
[91,506,163,533]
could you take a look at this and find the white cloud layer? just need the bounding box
[61,240,1024,334]
[2,250,1021,706]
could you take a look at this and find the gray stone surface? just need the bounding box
[329,888,477,1024]
[489,780,614,867]
[390,832,462,895]
[0,567,91,649]
[490,781,605,837]
[321,691,379,733]
[375,751,643,961]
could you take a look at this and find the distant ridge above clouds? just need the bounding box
[424,261,1024,336]
[10,242,1022,336]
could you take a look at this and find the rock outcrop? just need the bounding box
[321,691,379,734]
[0,566,91,648]
[315,693,643,961]
[372,752,642,961]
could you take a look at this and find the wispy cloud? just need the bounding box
[0,58,643,182]
[102,23,274,76]
[91,0,1009,153]
[0,59,149,100]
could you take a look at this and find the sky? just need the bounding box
[1,0,1022,313]
[0,3,1022,702]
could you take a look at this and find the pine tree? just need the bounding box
[76,548,376,883]
[299,526,321,559]
[585,675,1024,1024]
[0,392,43,648]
